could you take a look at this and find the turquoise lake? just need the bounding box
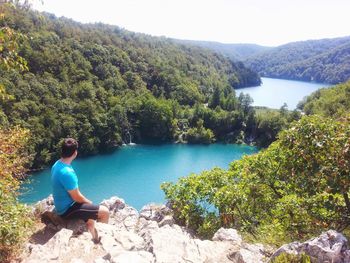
[21,143,258,210]
[238,77,330,109]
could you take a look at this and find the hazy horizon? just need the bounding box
[32,0,350,46]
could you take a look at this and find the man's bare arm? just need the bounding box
[68,188,92,204]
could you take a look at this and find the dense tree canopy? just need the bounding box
[174,39,271,62]
[298,81,350,118]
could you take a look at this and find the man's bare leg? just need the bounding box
[85,206,109,243]
[86,219,99,243]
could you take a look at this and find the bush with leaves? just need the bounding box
[162,115,350,244]
[271,253,311,263]
[0,3,33,261]
[185,119,215,144]
[0,127,33,262]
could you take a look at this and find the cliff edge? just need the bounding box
[21,196,350,263]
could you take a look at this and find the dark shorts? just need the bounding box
[61,202,99,221]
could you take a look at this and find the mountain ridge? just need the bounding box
[175,36,350,84]
[244,35,350,84]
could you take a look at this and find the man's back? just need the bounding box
[51,160,78,215]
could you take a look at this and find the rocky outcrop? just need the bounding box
[24,196,269,263]
[25,196,350,263]
[270,230,350,263]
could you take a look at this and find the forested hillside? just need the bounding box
[245,36,350,84]
[298,80,350,117]
[173,39,271,61]
[0,4,280,169]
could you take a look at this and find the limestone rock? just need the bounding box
[230,243,266,263]
[100,196,126,212]
[271,230,350,263]
[24,228,73,262]
[111,251,155,263]
[142,224,242,263]
[143,224,203,262]
[136,217,160,238]
[213,227,243,246]
[110,204,139,231]
[25,196,273,263]
[32,194,54,217]
[195,239,240,263]
[94,257,110,263]
[158,215,175,227]
[139,204,172,222]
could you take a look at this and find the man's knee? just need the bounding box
[86,218,95,227]
[98,205,109,223]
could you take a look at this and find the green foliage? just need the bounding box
[298,81,350,118]
[252,106,301,147]
[162,115,350,244]
[161,167,228,238]
[0,3,28,72]
[185,119,215,144]
[246,36,350,84]
[271,253,311,263]
[174,39,271,63]
[137,96,174,140]
[0,3,28,105]
[0,127,33,262]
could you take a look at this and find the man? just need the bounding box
[51,138,109,243]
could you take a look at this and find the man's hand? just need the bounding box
[68,188,92,204]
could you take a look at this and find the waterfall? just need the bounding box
[128,131,136,145]
[123,130,136,146]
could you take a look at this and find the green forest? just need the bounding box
[298,81,350,117]
[178,36,350,85]
[0,4,286,170]
[245,36,350,84]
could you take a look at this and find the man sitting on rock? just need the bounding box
[51,138,109,243]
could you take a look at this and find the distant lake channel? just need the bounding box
[238,77,330,109]
[20,143,258,210]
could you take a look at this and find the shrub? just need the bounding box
[271,253,311,263]
[0,127,33,262]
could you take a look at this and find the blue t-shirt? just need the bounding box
[51,160,78,215]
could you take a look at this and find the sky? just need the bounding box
[32,0,350,46]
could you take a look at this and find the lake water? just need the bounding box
[20,143,258,210]
[238,77,330,109]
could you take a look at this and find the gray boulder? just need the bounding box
[32,194,55,217]
[139,204,172,222]
[158,215,175,227]
[271,230,350,263]
[213,227,243,246]
[100,196,126,211]
[230,243,266,263]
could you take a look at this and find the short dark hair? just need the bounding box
[61,138,78,158]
